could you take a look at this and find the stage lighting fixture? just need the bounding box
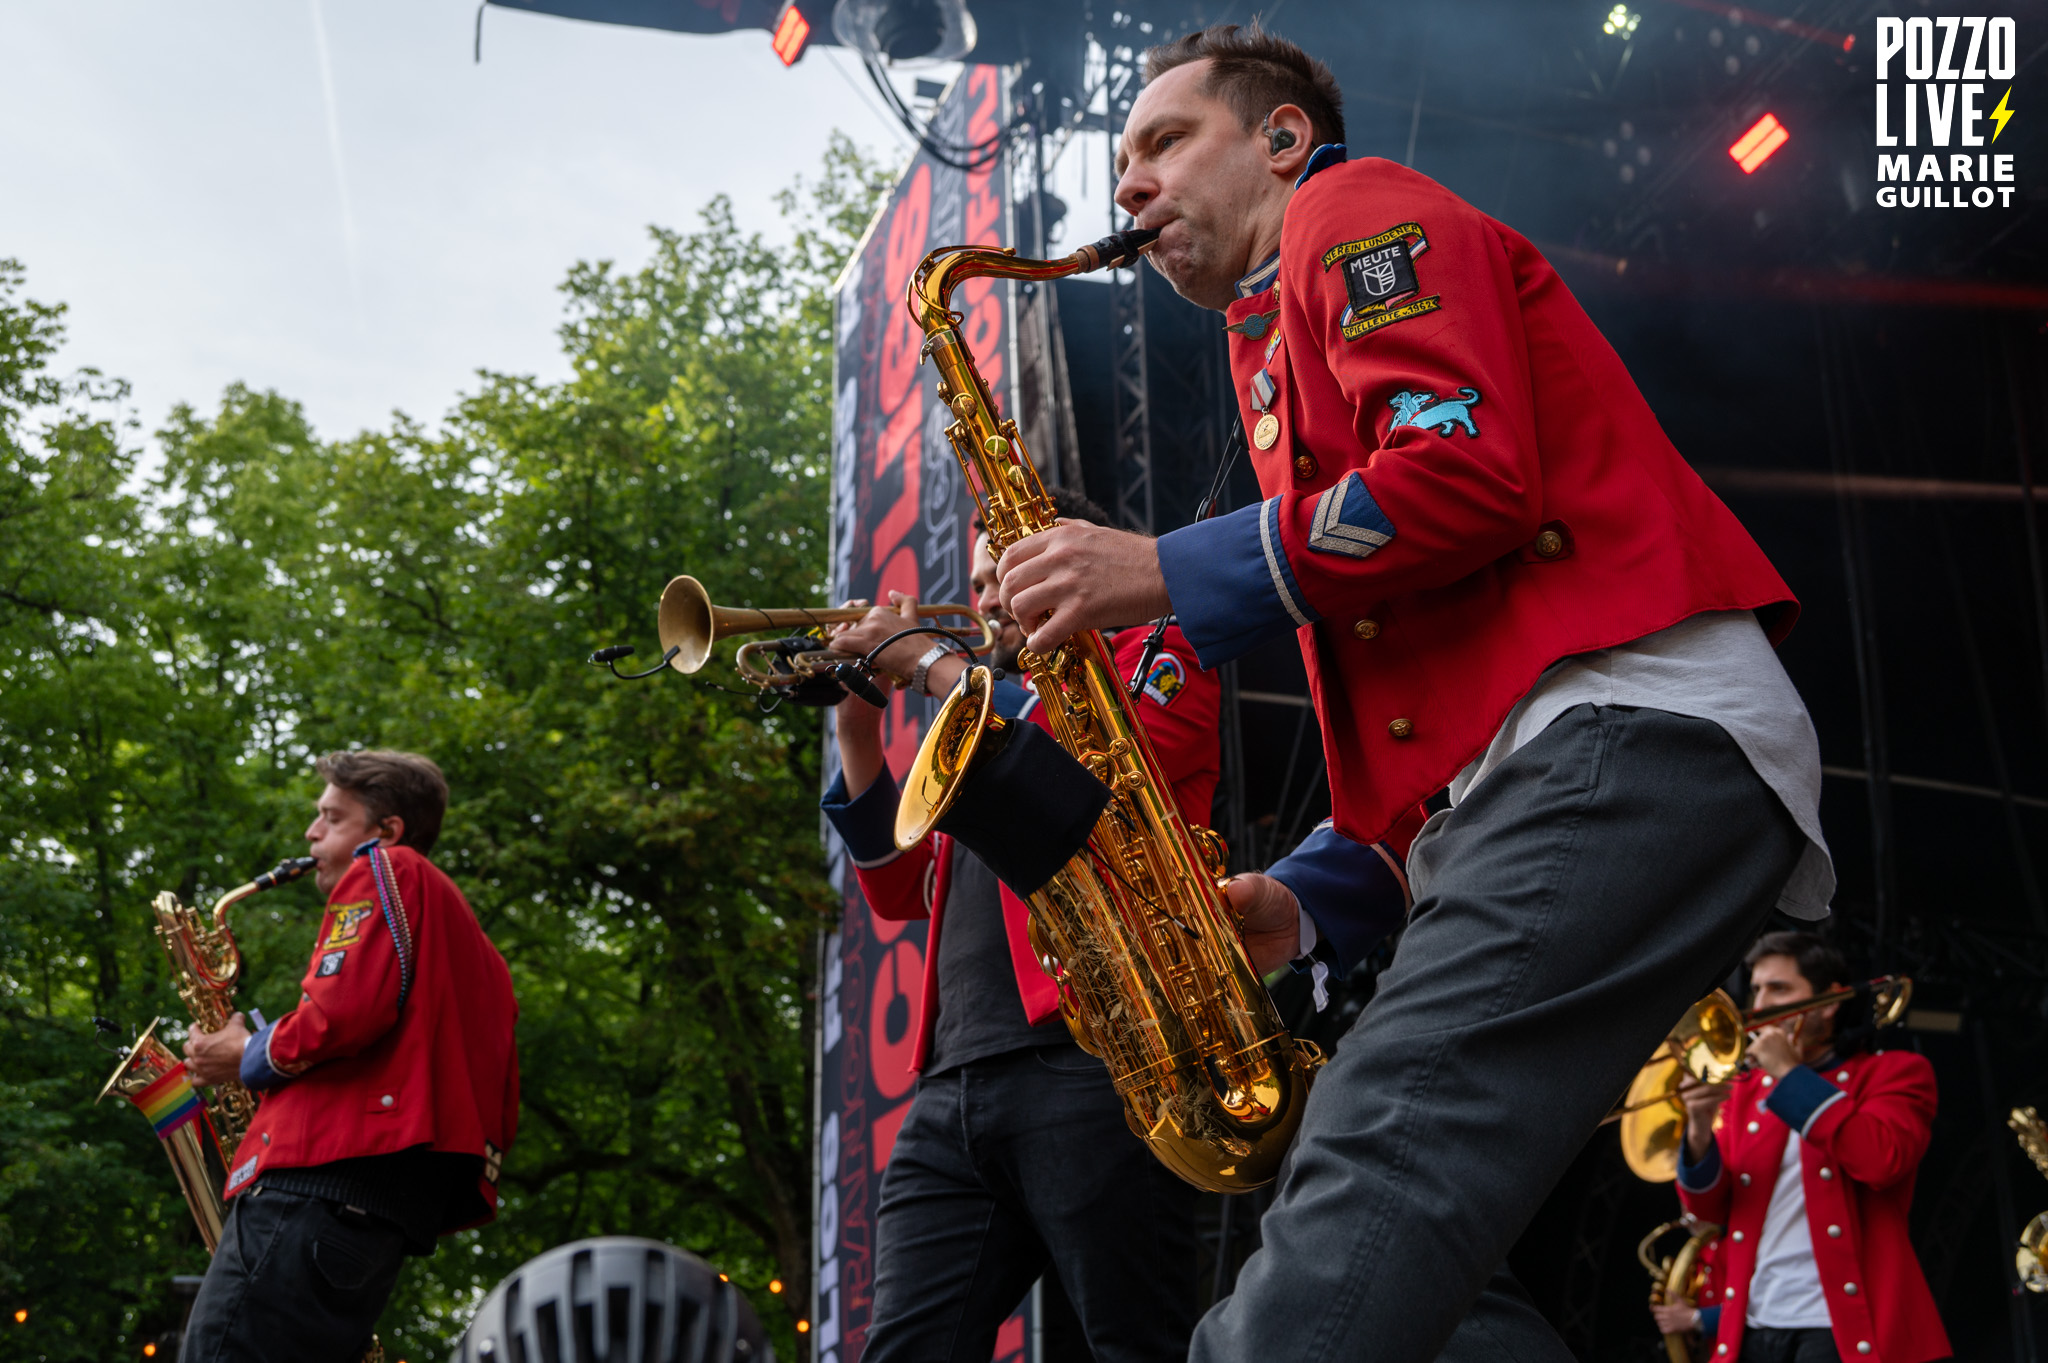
[832,0,977,64]
[1602,5,1641,36]
[1729,113,1789,174]
[771,1,812,65]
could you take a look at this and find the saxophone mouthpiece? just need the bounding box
[253,856,318,892]
[1073,228,1161,273]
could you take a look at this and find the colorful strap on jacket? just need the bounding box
[365,844,416,1012]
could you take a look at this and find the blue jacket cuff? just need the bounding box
[1157,499,1318,668]
[821,764,904,867]
[1676,1137,1722,1193]
[1762,1065,1845,1136]
[1265,821,1406,976]
[1698,1306,1720,1335]
[240,1018,288,1090]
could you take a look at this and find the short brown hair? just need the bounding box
[315,749,449,855]
[1143,22,1346,150]
[1744,931,1848,993]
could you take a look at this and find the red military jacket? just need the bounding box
[1157,152,1798,845]
[229,842,520,1233]
[1677,1050,1950,1363]
[823,625,1218,1075]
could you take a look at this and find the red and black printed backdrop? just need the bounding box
[814,66,1026,1363]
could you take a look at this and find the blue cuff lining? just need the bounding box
[241,1018,287,1090]
[1265,823,1406,976]
[820,764,904,866]
[1763,1065,1843,1136]
[1158,499,1318,668]
[1676,1137,1722,1193]
[1698,1306,1721,1335]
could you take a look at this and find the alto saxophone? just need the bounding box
[895,230,1323,1192]
[97,856,316,1248]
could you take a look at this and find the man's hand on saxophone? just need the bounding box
[183,1012,253,1087]
[1224,874,1308,977]
[995,521,1171,656]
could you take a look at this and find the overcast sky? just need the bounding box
[0,1,933,446]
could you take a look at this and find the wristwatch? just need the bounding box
[909,644,952,697]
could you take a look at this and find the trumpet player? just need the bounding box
[1669,933,1947,1363]
[179,750,519,1363]
[995,21,1836,1363]
[819,489,1215,1363]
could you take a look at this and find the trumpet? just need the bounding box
[1612,976,1912,1182]
[592,574,995,695]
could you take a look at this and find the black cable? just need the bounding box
[1127,415,1248,696]
[859,52,1025,171]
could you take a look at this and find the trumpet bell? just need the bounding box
[657,575,718,674]
[1619,1054,1687,1183]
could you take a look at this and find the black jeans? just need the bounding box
[1192,705,1807,1363]
[1741,1326,1843,1363]
[181,1186,406,1363]
[864,1045,1200,1363]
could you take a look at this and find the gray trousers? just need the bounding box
[1192,704,1806,1363]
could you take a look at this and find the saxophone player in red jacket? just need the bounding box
[1668,934,1948,1363]
[181,749,519,1363]
[998,23,1834,1363]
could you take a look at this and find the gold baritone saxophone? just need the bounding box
[97,856,317,1250]
[895,230,1323,1193]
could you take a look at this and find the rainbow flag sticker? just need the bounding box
[133,1063,204,1138]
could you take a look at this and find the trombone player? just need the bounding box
[1666,933,1947,1363]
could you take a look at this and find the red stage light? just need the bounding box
[772,2,811,66]
[1729,113,1789,174]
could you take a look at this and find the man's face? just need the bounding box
[971,531,1024,671]
[304,783,386,894]
[1114,60,1277,310]
[1749,953,1836,1049]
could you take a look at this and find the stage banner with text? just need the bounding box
[813,65,1021,1363]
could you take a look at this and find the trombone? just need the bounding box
[1611,976,1912,1182]
[592,574,995,692]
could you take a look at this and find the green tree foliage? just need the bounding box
[0,133,895,1361]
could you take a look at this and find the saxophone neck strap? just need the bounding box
[1128,415,1248,697]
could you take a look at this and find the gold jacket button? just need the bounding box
[1293,453,1318,479]
[1534,529,1565,558]
[1388,717,1414,739]
[1352,618,1380,640]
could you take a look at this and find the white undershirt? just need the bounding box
[1412,610,1833,918]
[1747,1128,1831,1328]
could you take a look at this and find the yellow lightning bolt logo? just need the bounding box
[1990,88,2015,143]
